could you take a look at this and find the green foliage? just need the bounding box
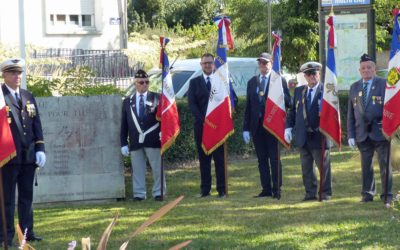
[27,66,124,97]
[374,0,399,51]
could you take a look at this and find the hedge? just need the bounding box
[163,93,350,163]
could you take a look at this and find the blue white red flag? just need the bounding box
[201,17,234,154]
[320,13,342,147]
[156,37,180,154]
[383,9,400,138]
[0,86,16,167]
[263,32,290,149]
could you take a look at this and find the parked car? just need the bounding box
[126,57,259,98]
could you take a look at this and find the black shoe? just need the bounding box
[154,196,163,201]
[197,192,210,198]
[26,234,42,242]
[273,193,281,200]
[253,192,272,198]
[302,196,317,201]
[360,195,373,203]
[321,196,331,201]
[217,192,226,198]
[133,197,145,201]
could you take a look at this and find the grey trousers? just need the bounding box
[357,138,392,199]
[130,147,166,199]
[298,146,332,198]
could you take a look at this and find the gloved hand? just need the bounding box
[348,138,356,150]
[35,151,46,168]
[284,128,292,143]
[121,146,130,157]
[243,131,250,144]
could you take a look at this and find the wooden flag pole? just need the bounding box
[384,139,391,205]
[161,155,164,201]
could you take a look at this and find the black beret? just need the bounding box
[360,53,374,63]
[135,69,148,78]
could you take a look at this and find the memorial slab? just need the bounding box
[33,95,125,203]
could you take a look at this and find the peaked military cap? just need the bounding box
[257,52,272,62]
[135,69,148,78]
[360,53,374,63]
[1,58,25,72]
[300,61,322,73]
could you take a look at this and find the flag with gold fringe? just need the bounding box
[0,86,16,167]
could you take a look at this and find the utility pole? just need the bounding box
[267,0,272,53]
[18,0,27,89]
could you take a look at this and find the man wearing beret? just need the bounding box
[347,54,392,203]
[120,69,165,201]
[242,52,291,199]
[1,58,46,246]
[285,61,332,201]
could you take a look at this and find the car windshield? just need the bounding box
[148,70,195,93]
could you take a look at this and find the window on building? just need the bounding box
[81,15,92,27]
[69,15,79,25]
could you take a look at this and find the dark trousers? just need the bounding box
[357,138,392,199]
[253,124,282,195]
[0,163,36,244]
[194,127,226,194]
[298,145,332,198]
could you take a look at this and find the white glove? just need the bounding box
[284,128,292,143]
[348,138,356,150]
[121,146,130,157]
[35,151,46,168]
[243,131,250,144]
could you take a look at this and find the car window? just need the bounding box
[171,70,195,94]
[229,61,258,96]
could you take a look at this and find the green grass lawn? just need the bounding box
[28,149,400,249]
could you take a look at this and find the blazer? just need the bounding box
[286,83,324,149]
[2,84,45,165]
[347,76,387,142]
[243,75,291,136]
[120,91,161,150]
[187,75,210,142]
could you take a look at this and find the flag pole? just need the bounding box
[276,143,281,200]
[384,139,391,205]
[161,155,164,201]
[0,169,9,250]
[224,143,228,196]
[318,136,326,202]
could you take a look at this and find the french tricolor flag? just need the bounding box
[320,13,342,148]
[263,32,290,149]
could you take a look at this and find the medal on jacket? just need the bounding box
[259,91,264,97]
[6,105,11,124]
[358,91,362,97]
[26,102,36,117]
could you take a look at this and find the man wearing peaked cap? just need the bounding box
[1,58,45,246]
[243,52,291,199]
[120,69,165,201]
[285,61,332,202]
[347,53,392,203]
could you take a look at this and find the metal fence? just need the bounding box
[29,48,143,89]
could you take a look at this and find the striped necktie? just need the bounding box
[362,82,368,107]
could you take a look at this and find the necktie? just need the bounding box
[139,94,145,119]
[307,88,313,111]
[362,82,368,107]
[15,92,22,107]
[260,76,266,95]
[206,76,211,92]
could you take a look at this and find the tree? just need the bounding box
[374,0,399,51]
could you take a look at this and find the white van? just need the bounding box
[127,57,259,98]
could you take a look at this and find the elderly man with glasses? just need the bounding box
[120,69,165,201]
[285,61,332,202]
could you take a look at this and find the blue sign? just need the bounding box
[321,0,371,7]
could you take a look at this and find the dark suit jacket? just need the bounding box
[347,76,387,142]
[286,83,323,149]
[243,75,291,136]
[120,91,161,150]
[2,84,45,165]
[188,75,210,143]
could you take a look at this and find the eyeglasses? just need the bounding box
[305,71,317,76]
[201,61,214,65]
[137,80,150,85]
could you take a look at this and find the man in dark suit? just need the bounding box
[1,58,46,247]
[285,61,332,201]
[242,52,291,199]
[120,69,165,201]
[188,53,226,198]
[347,54,392,203]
